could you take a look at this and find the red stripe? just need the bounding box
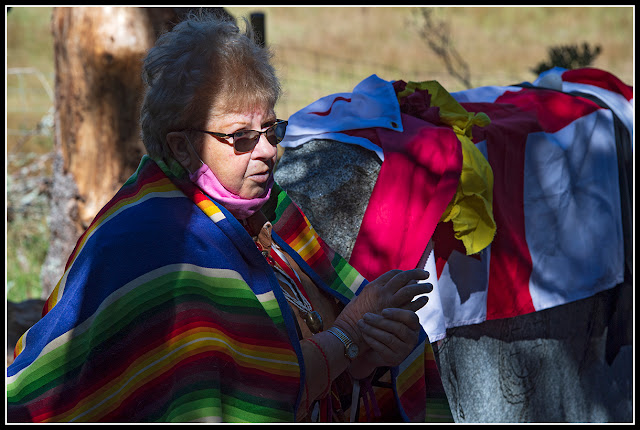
[310,96,351,116]
[301,241,326,268]
[27,304,293,420]
[278,214,309,245]
[26,324,295,422]
[101,349,299,422]
[462,87,601,319]
[562,67,633,101]
[495,88,601,133]
[462,100,537,319]
[398,377,427,421]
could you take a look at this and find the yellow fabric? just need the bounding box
[398,81,495,255]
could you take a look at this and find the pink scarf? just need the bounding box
[189,162,273,220]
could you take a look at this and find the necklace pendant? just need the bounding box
[303,310,324,334]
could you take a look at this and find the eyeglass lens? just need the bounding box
[234,121,287,153]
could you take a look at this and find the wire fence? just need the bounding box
[5,48,525,140]
[272,44,525,119]
[6,67,55,143]
[273,43,451,119]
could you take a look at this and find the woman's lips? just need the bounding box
[249,170,271,183]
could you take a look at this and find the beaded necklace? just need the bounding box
[252,231,324,334]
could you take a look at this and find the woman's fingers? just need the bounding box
[383,269,430,294]
[360,331,396,363]
[368,269,404,287]
[404,295,430,312]
[380,308,422,331]
[357,310,421,366]
[342,269,431,332]
[390,281,433,309]
[359,310,420,344]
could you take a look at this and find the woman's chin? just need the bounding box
[239,183,269,200]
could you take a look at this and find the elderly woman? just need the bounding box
[7,11,432,423]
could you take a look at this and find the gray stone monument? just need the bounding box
[274,139,633,423]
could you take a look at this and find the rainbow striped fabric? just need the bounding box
[7,155,430,422]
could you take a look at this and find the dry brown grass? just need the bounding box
[227,6,633,118]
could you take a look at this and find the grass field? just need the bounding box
[5,6,634,302]
[225,6,633,117]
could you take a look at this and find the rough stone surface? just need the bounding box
[274,139,633,423]
[275,139,381,261]
[435,280,632,422]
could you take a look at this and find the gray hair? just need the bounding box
[140,10,281,160]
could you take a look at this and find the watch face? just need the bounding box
[346,343,359,359]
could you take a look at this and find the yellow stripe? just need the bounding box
[395,354,424,398]
[13,329,28,359]
[395,344,425,398]
[8,264,248,384]
[43,185,183,313]
[50,328,298,422]
[288,226,322,261]
[73,181,177,263]
[195,198,225,222]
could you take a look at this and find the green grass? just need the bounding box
[7,7,56,302]
[6,7,55,157]
[6,216,48,302]
[6,6,55,72]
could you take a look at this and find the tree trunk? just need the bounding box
[40,7,156,298]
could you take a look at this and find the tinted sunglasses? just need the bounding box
[189,119,287,153]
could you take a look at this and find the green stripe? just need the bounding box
[122,155,151,187]
[274,192,291,223]
[220,393,291,423]
[327,255,360,299]
[157,389,222,422]
[8,272,273,403]
[159,387,293,423]
[425,398,454,422]
[166,407,222,423]
[259,296,286,326]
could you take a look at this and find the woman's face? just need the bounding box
[197,106,278,199]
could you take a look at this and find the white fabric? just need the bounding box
[280,74,403,161]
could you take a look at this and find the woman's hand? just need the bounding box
[360,308,422,366]
[347,308,423,379]
[333,269,432,350]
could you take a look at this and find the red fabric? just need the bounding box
[562,67,634,101]
[348,113,462,281]
[460,88,602,319]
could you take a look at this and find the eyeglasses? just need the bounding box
[189,119,287,153]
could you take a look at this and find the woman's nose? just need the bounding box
[251,133,277,159]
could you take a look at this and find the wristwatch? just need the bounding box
[327,327,359,360]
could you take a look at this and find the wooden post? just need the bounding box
[250,12,265,47]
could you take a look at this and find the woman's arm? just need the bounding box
[296,330,354,421]
[295,269,432,421]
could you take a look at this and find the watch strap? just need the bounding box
[327,326,355,357]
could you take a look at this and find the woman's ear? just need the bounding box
[166,132,196,171]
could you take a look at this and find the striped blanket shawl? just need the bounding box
[7,155,431,422]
